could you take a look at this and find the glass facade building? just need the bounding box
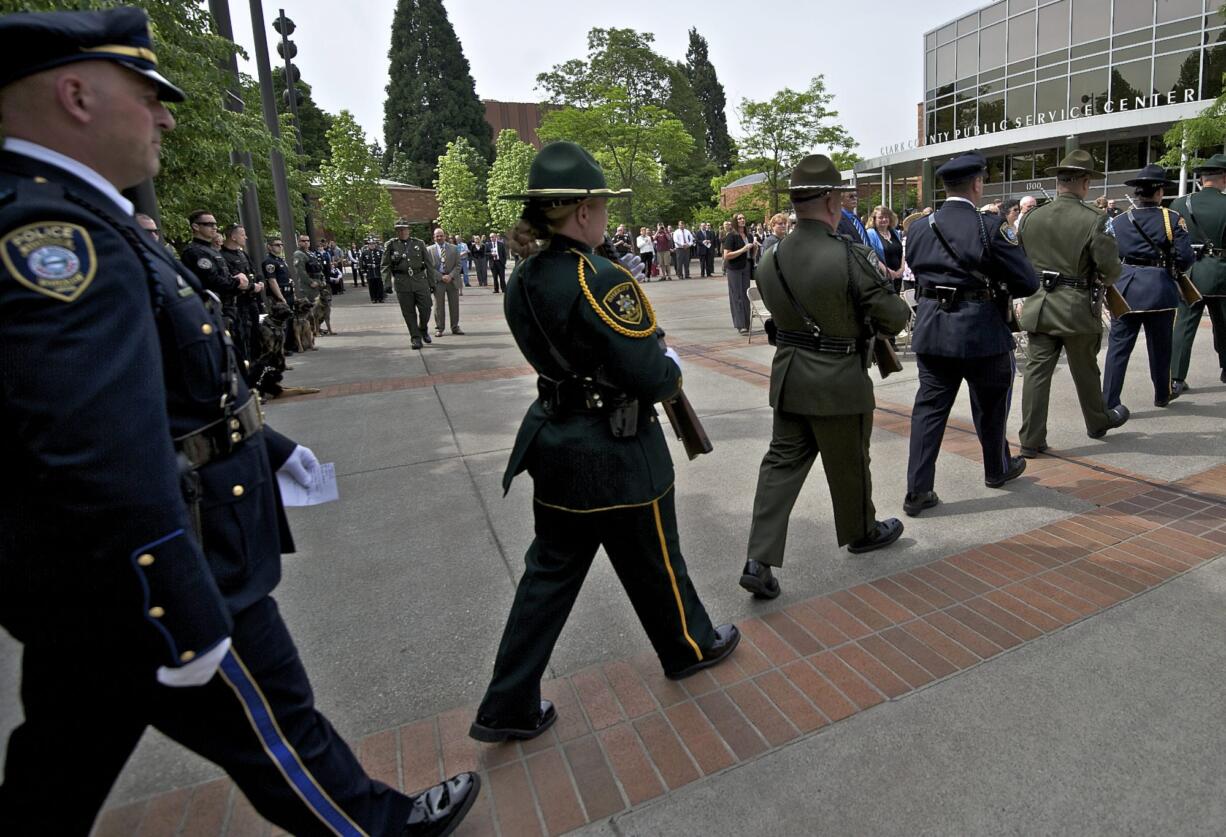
[857,0,1225,207]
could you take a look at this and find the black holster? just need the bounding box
[177,452,204,549]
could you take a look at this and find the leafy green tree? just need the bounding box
[660,61,718,223]
[1159,8,1226,170]
[486,129,535,235]
[737,76,856,214]
[684,28,734,172]
[384,0,492,186]
[273,66,334,171]
[536,28,693,226]
[316,110,396,246]
[434,137,488,237]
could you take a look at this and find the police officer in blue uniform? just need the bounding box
[902,152,1039,516]
[1103,165,1195,409]
[0,9,477,835]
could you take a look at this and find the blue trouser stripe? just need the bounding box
[219,653,364,836]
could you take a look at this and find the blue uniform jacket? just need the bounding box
[905,200,1038,357]
[0,151,295,671]
[1107,206,1194,313]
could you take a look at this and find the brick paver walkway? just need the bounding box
[92,338,1226,837]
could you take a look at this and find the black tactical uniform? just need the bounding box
[361,242,385,303]
[220,243,261,377]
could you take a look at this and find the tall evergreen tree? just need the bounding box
[684,28,734,172]
[384,0,493,186]
[662,62,717,221]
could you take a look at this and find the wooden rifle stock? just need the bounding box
[661,391,713,460]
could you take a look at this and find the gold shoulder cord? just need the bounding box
[1161,208,1173,242]
[574,251,657,338]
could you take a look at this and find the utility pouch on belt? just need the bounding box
[177,452,204,548]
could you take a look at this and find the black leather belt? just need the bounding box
[917,287,994,303]
[774,329,861,355]
[1122,256,1163,267]
[175,395,263,469]
[1040,271,1090,290]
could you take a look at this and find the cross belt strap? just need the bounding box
[774,329,861,354]
[175,394,263,470]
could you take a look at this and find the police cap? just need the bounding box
[1123,164,1176,187]
[0,6,185,102]
[936,152,988,184]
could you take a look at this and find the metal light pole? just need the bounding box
[249,0,297,248]
[276,9,317,247]
[208,0,264,265]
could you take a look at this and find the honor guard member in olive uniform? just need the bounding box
[383,217,434,348]
[361,237,385,303]
[1103,165,1195,408]
[901,152,1038,517]
[740,156,912,600]
[0,9,479,834]
[293,232,323,305]
[469,142,739,742]
[1017,149,1130,457]
[1171,153,1226,394]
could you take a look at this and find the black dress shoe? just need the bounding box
[422,332,432,344]
[666,623,740,680]
[1019,444,1049,458]
[403,772,480,836]
[411,337,423,350]
[739,560,780,599]
[1154,395,1171,407]
[847,518,904,554]
[452,327,465,335]
[1169,380,1187,400]
[1221,369,1226,383]
[469,700,556,743]
[1088,405,1129,439]
[903,491,939,516]
[985,455,1026,488]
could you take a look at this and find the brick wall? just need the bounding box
[389,185,438,224]
[483,100,554,149]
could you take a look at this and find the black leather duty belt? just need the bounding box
[1122,256,1163,267]
[175,395,263,470]
[917,286,994,304]
[1039,271,1090,290]
[774,329,861,355]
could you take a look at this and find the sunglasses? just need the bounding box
[195,220,218,227]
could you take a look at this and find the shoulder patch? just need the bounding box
[576,257,657,338]
[999,223,1019,245]
[264,262,276,274]
[1,221,97,302]
[602,281,646,327]
[1178,216,1188,231]
[197,256,213,270]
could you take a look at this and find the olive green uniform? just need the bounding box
[746,218,911,559]
[292,247,321,302]
[476,235,718,725]
[1170,186,1226,381]
[382,235,432,341]
[1017,194,1121,447]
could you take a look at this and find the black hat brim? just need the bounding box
[497,187,632,202]
[118,61,185,102]
[1123,176,1176,187]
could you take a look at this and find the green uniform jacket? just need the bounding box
[502,235,682,511]
[292,248,319,301]
[756,218,911,416]
[1171,186,1226,297]
[381,236,431,292]
[1017,193,1121,334]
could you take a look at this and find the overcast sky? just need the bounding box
[229,0,980,160]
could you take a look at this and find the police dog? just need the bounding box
[293,297,318,351]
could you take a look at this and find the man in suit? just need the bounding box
[696,222,718,276]
[488,231,508,293]
[902,152,1038,516]
[837,190,870,245]
[740,155,911,600]
[429,227,464,336]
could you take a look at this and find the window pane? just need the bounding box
[1156,0,1202,23]
[1083,142,1107,170]
[926,31,938,50]
[1156,16,1202,37]
[1007,84,1035,119]
[938,42,956,85]
[981,22,1007,67]
[957,99,977,132]
[1033,148,1059,174]
[1111,58,1152,99]
[936,107,955,136]
[982,1,1007,25]
[1036,77,1067,114]
[1113,0,1152,32]
[980,93,1006,125]
[1149,135,1167,165]
[1108,138,1147,171]
[986,156,1006,182]
[1072,0,1110,42]
[927,111,936,139]
[1009,0,1036,13]
[1206,34,1226,99]
[927,50,937,87]
[958,33,979,79]
[1112,43,1153,64]
[1009,152,1035,180]
[1038,0,1070,52]
[1069,66,1109,112]
[1009,11,1037,61]
[939,22,958,44]
[1071,38,1109,57]
[1155,32,1204,52]
[1153,49,1201,99]
[959,13,979,36]
[1039,60,1071,79]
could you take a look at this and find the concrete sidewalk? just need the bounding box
[2,271,1223,836]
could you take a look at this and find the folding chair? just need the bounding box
[747,285,771,344]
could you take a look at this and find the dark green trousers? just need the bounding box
[394,280,432,340]
[1020,331,1114,448]
[747,410,876,560]
[477,487,716,725]
[1171,296,1226,381]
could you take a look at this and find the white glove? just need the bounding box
[664,346,683,374]
[280,444,320,489]
[157,637,231,687]
[619,252,647,282]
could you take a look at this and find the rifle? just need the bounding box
[1124,194,1203,306]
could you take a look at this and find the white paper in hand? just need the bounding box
[277,462,339,506]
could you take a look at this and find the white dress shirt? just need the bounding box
[673,227,694,247]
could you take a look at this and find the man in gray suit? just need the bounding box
[428,227,464,336]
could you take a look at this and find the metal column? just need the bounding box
[249,0,297,247]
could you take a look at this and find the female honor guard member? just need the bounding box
[1103,165,1194,409]
[0,9,477,835]
[470,142,739,743]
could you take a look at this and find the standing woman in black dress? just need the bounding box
[867,206,905,292]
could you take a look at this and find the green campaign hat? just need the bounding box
[499,141,631,201]
[393,217,411,228]
[784,154,855,194]
[1044,149,1104,178]
[1193,153,1226,174]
